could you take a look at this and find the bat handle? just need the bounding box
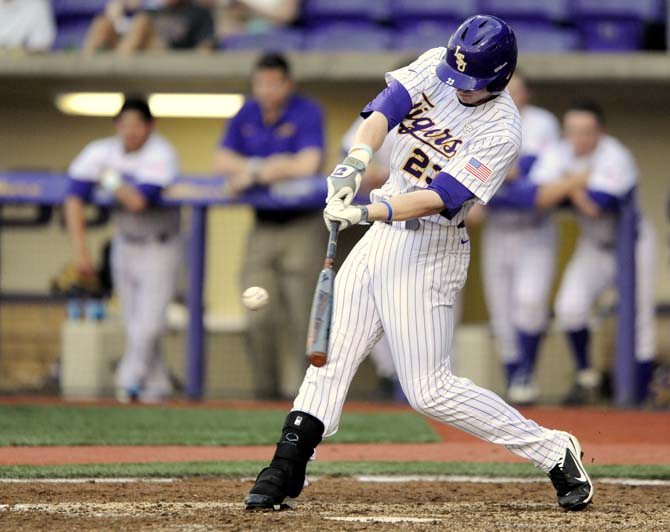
[325,222,340,265]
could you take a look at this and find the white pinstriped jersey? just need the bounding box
[369,47,522,226]
[69,132,180,239]
[531,135,638,245]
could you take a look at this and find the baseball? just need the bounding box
[242,286,269,311]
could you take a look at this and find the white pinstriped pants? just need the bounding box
[294,221,569,472]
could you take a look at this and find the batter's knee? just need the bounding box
[403,370,458,416]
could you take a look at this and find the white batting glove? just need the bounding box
[326,156,366,206]
[323,199,368,231]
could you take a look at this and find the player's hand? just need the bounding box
[223,172,255,196]
[323,199,368,231]
[75,250,95,277]
[326,156,366,206]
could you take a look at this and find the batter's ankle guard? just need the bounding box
[269,411,324,498]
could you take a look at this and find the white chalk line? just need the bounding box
[0,478,176,484]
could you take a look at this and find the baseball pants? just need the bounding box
[294,221,569,472]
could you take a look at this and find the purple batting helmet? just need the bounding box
[436,14,517,95]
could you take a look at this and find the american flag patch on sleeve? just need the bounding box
[465,158,492,183]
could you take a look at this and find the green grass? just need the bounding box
[0,461,668,480]
[0,405,439,446]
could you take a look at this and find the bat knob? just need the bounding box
[307,352,327,367]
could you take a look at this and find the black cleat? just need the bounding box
[244,467,296,511]
[548,435,594,511]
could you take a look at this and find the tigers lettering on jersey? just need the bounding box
[397,93,463,159]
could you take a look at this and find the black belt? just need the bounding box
[384,219,465,230]
[122,232,174,244]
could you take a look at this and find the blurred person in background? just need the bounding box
[84,0,215,55]
[536,101,658,406]
[471,72,562,405]
[214,52,325,400]
[204,0,300,40]
[65,96,181,403]
[0,0,55,52]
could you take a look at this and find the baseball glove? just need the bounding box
[50,263,104,298]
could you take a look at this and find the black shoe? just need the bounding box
[244,466,297,511]
[548,435,594,511]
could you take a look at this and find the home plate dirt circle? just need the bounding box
[1,478,669,531]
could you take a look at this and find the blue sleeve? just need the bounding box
[488,180,539,210]
[66,178,94,201]
[588,190,621,210]
[136,183,163,205]
[427,171,475,210]
[361,80,413,131]
[516,154,537,178]
[294,102,325,151]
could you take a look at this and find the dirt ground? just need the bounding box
[0,477,667,532]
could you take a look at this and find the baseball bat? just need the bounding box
[306,221,340,367]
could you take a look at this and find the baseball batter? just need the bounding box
[480,73,561,404]
[536,101,658,405]
[245,15,593,512]
[65,96,181,403]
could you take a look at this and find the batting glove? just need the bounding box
[323,199,368,231]
[326,156,366,206]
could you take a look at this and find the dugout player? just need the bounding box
[65,96,181,403]
[478,72,562,405]
[244,16,593,512]
[538,101,658,405]
[215,52,326,399]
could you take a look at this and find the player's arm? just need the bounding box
[327,80,412,205]
[324,173,470,228]
[255,147,322,184]
[64,182,95,276]
[114,183,149,212]
[487,172,589,211]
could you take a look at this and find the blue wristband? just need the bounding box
[381,200,393,221]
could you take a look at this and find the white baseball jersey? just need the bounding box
[540,135,657,361]
[370,47,522,227]
[294,50,570,473]
[69,132,181,239]
[530,135,637,245]
[69,132,181,400]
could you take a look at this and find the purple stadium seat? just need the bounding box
[220,29,304,51]
[510,21,580,53]
[53,20,91,51]
[388,0,478,25]
[52,0,107,19]
[578,19,644,51]
[572,0,665,22]
[392,21,458,52]
[302,0,389,24]
[303,23,391,51]
[479,0,570,22]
